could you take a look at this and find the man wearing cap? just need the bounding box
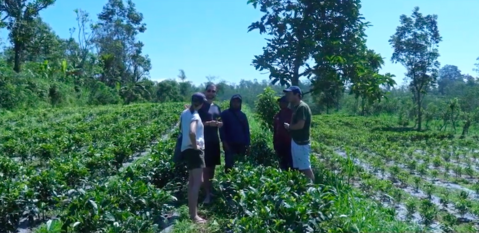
[283,86,314,182]
[273,96,293,170]
[219,94,251,173]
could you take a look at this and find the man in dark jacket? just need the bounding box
[220,94,250,173]
[273,96,293,170]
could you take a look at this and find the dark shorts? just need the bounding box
[181,149,205,170]
[204,141,221,167]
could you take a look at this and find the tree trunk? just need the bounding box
[13,40,22,72]
[460,120,471,138]
[416,91,422,131]
[361,98,366,116]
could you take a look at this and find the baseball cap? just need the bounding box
[277,96,288,103]
[283,86,302,95]
[191,92,207,103]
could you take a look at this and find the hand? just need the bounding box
[216,121,223,128]
[283,123,290,130]
[194,143,201,150]
[184,104,190,109]
[210,120,218,127]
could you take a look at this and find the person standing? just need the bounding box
[180,92,207,223]
[198,84,222,204]
[273,96,293,170]
[219,94,250,173]
[282,86,314,182]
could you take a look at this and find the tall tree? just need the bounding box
[66,9,97,76]
[389,7,441,131]
[93,0,150,87]
[248,0,370,87]
[247,0,315,86]
[0,0,55,72]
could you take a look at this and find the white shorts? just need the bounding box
[291,140,311,170]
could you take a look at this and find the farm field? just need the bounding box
[2,103,478,233]
[314,115,479,232]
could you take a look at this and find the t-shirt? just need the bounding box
[198,102,221,143]
[180,109,205,151]
[289,100,311,145]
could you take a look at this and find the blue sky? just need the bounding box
[4,0,479,86]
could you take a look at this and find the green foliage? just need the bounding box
[247,129,278,166]
[88,81,122,105]
[0,0,56,72]
[254,86,280,130]
[389,7,442,130]
[214,164,336,233]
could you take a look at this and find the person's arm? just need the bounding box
[289,106,306,130]
[216,105,223,128]
[189,117,198,150]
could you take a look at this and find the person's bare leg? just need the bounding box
[203,166,216,203]
[300,168,315,183]
[188,168,205,222]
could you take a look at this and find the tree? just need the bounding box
[312,76,343,114]
[247,0,369,88]
[66,9,97,76]
[156,80,184,102]
[349,50,396,115]
[178,69,187,81]
[93,0,150,87]
[247,0,314,86]
[177,69,192,99]
[473,57,479,74]
[0,0,56,72]
[437,65,463,95]
[389,7,442,131]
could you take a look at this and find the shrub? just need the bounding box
[254,86,280,130]
[88,81,122,105]
[212,164,337,233]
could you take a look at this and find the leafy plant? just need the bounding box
[254,86,280,130]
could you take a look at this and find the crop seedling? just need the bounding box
[419,199,437,227]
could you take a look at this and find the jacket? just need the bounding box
[219,94,251,145]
